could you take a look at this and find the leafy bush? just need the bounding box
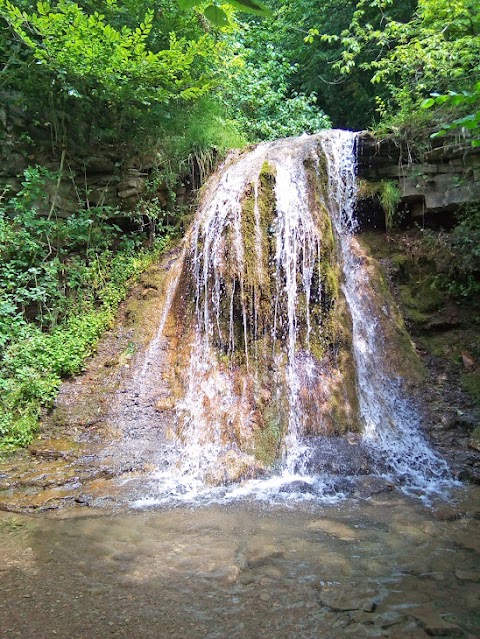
[223,26,331,141]
[314,0,479,137]
[421,205,480,298]
[0,167,170,451]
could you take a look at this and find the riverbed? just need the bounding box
[1,486,479,639]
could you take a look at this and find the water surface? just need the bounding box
[1,487,479,638]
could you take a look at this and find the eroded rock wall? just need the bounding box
[357,132,480,224]
[0,95,191,220]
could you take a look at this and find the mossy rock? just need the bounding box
[399,278,443,315]
[462,371,480,406]
[254,416,283,467]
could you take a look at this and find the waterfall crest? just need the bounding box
[129,131,452,506]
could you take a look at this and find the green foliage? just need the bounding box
[0,0,230,147]
[259,0,416,130]
[223,24,331,141]
[314,0,480,135]
[378,181,401,233]
[178,0,272,22]
[421,83,480,146]
[0,167,170,451]
[421,205,480,298]
[359,179,401,232]
[1,0,220,104]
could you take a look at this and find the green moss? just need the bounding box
[357,180,401,231]
[462,371,480,406]
[366,252,426,382]
[254,415,283,467]
[399,278,443,314]
[238,162,277,345]
[358,231,393,259]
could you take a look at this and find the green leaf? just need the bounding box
[471,140,480,147]
[203,5,229,26]
[420,98,435,109]
[177,0,202,10]
[431,129,447,138]
[226,0,272,17]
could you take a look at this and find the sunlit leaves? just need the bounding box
[317,0,480,135]
[422,84,480,146]
[204,5,229,26]
[176,0,271,25]
[177,0,201,9]
[227,0,272,17]
[0,0,224,108]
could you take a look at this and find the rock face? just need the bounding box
[357,132,480,223]
[0,94,193,221]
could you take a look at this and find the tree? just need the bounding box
[221,21,331,140]
[315,0,480,137]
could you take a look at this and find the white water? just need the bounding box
[133,131,453,507]
[319,130,452,496]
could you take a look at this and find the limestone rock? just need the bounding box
[454,568,480,582]
[411,607,466,637]
[155,396,176,412]
[354,476,395,499]
[279,480,316,494]
[461,351,476,371]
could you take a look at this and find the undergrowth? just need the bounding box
[0,168,171,452]
[421,204,480,299]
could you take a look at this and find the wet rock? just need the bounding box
[411,607,466,637]
[460,465,480,485]
[306,436,372,476]
[433,506,464,522]
[318,589,377,613]
[28,440,79,461]
[238,571,256,585]
[376,611,406,628]
[207,450,259,485]
[279,480,316,494]
[468,426,480,453]
[307,519,358,541]
[246,543,284,568]
[454,568,480,582]
[353,476,395,499]
[154,397,176,412]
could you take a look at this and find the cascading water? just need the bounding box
[319,131,452,496]
[132,130,452,507]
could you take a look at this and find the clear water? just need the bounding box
[319,131,452,497]
[1,488,479,639]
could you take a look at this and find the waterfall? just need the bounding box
[133,131,452,506]
[319,131,451,494]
